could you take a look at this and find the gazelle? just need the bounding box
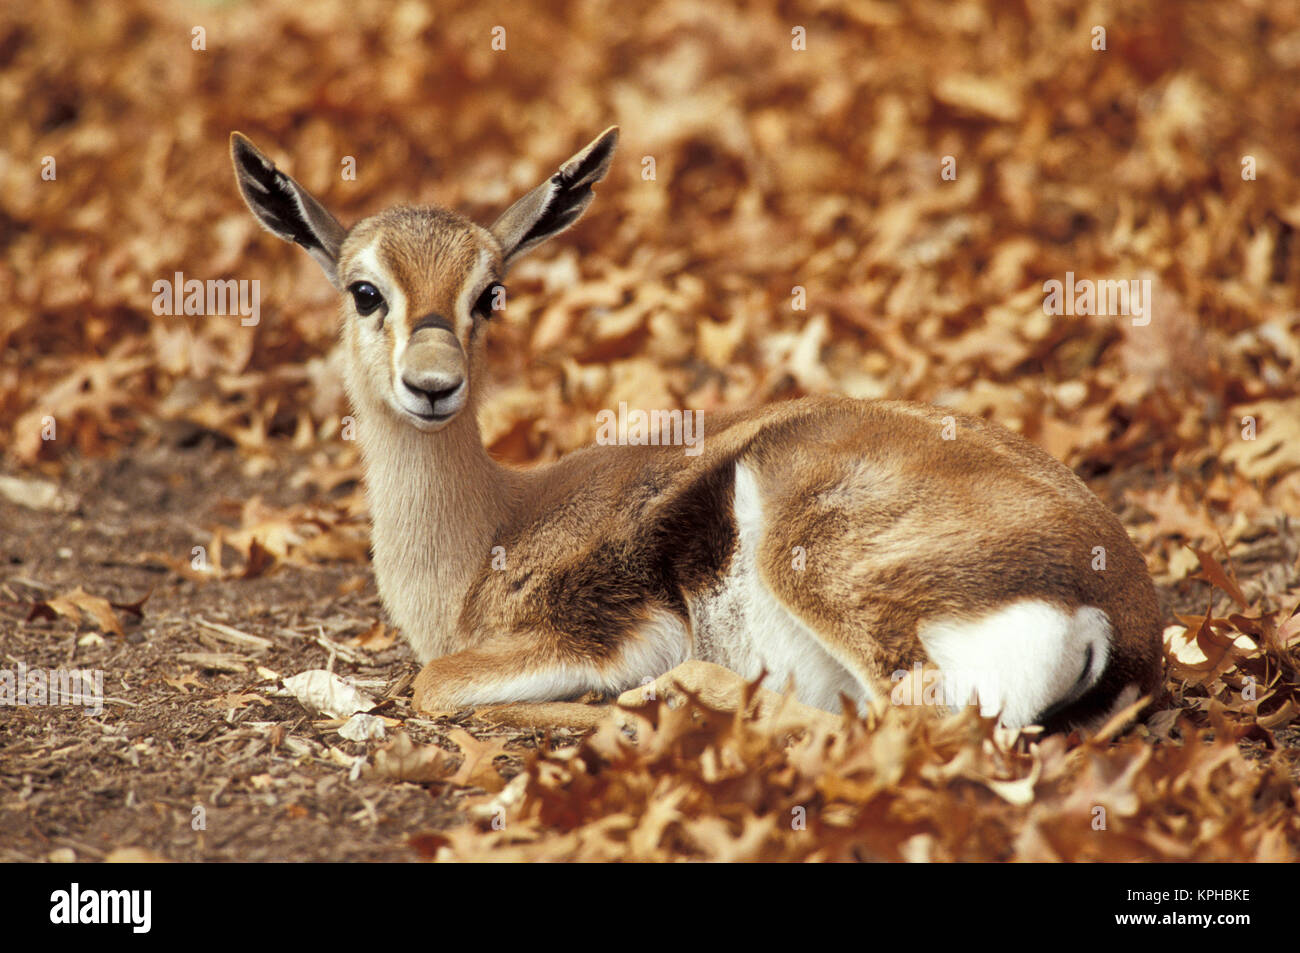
[230,127,1163,734]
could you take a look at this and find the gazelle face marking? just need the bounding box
[231,126,616,437]
[338,213,503,432]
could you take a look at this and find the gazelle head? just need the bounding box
[230,128,618,432]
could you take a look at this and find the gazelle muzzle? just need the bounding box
[397,322,468,424]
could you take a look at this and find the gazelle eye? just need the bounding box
[474,282,505,318]
[349,281,384,316]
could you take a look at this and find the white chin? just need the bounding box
[399,406,457,430]
[393,384,467,429]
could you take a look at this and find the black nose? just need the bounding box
[402,377,459,407]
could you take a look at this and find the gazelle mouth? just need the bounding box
[396,378,467,426]
[409,408,454,423]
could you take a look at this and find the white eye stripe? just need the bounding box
[456,249,496,325]
[348,244,399,304]
[347,242,413,385]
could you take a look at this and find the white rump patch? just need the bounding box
[917,600,1112,729]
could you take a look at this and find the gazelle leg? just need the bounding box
[412,609,691,713]
[412,648,579,713]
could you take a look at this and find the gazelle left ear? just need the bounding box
[230,131,348,289]
[489,126,619,267]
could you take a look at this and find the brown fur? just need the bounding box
[230,128,1163,731]
[410,398,1162,719]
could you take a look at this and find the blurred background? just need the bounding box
[2,1,1300,465]
[2,0,1299,864]
[2,0,1299,603]
[3,0,1300,664]
[4,0,1297,490]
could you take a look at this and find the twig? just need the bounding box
[195,616,273,654]
[313,625,363,666]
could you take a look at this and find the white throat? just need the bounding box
[357,399,510,662]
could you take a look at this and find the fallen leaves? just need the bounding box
[2,0,1299,864]
[5,0,1297,500]
[9,344,155,464]
[422,688,1298,863]
[281,670,376,719]
[366,729,512,792]
[25,586,146,638]
[1221,399,1300,482]
[219,496,370,570]
[1162,549,1300,735]
[205,692,269,713]
[163,671,203,694]
[442,729,513,792]
[0,474,78,512]
[141,493,370,580]
[345,621,395,652]
[368,732,456,783]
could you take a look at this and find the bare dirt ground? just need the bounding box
[3,437,1297,863]
[0,443,593,863]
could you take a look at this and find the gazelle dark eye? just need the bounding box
[348,281,384,316]
[474,282,505,318]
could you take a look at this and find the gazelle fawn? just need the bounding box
[231,127,1162,734]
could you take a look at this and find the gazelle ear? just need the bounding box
[489,126,618,267]
[230,132,347,289]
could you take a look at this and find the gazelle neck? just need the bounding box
[357,400,513,662]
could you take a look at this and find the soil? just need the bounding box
[0,442,589,862]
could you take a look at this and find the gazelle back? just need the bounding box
[231,128,1163,734]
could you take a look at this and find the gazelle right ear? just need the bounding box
[230,132,347,289]
[489,126,619,268]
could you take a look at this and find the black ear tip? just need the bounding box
[230,131,267,171]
